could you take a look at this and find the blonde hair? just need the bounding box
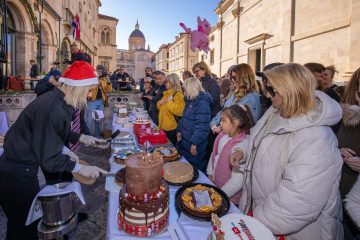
[183,77,204,100]
[192,62,212,76]
[342,67,360,104]
[60,84,97,109]
[165,73,183,92]
[264,63,316,118]
[232,64,259,101]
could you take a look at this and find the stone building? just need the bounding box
[154,43,171,75]
[201,0,360,81]
[168,33,199,77]
[116,20,154,82]
[0,0,118,77]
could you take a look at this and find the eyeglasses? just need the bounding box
[315,68,326,74]
[265,85,278,97]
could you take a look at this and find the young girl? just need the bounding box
[207,104,254,204]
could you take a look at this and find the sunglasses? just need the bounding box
[315,68,326,74]
[265,85,278,97]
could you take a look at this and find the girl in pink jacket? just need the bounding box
[207,104,254,204]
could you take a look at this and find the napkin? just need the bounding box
[25,182,85,225]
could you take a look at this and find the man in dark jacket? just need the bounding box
[29,59,39,90]
[139,67,153,93]
[147,71,166,125]
[110,66,131,90]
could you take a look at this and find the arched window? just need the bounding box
[100,27,110,45]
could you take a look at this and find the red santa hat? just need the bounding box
[59,61,98,86]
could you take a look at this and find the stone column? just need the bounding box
[15,32,37,77]
[348,0,360,74]
[281,0,294,63]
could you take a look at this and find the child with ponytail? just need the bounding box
[207,104,254,204]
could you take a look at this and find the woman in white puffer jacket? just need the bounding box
[230,63,344,240]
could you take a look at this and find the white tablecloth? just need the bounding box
[0,111,9,135]
[106,113,241,240]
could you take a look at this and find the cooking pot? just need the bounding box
[37,182,77,227]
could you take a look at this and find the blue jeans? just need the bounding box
[85,99,103,138]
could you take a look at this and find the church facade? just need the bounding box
[0,0,118,77]
[116,21,154,82]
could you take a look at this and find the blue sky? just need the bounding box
[99,0,219,51]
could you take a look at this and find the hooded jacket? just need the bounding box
[239,91,344,240]
[177,91,212,171]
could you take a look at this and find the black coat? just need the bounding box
[29,64,39,78]
[149,84,166,125]
[200,75,221,117]
[0,88,76,173]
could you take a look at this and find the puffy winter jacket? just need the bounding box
[239,91,344,240]
[157,89,185,131]
[177,92,212,172]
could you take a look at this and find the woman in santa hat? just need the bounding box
[0,61,108,240]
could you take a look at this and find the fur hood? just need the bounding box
[341,104,360,127]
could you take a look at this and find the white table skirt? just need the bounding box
[106,112,240,239]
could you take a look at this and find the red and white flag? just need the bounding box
[72,14,80,40]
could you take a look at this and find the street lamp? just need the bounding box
[36,0,43,72]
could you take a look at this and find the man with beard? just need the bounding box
[139,67,153,93]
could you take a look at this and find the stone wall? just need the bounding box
[0,93,36,126]
[201,0,360,81]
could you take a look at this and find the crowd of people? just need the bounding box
[0,39,359,239]
[139,61,360,240]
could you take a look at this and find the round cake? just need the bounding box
[153,146,179,161]
[209,214,275,240]
[181,184,222,218]
[118,152,169,237]
[114,168,126,187]
[163,162,193,184]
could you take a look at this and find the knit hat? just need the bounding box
[59,61,98,86]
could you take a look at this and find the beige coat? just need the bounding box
[238,91,344,240]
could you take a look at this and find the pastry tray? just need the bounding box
[174,183,230,222]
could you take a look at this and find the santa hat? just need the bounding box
[59,61,98,86]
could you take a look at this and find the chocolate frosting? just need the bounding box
[125,152,164,197]
[119,181,169,229]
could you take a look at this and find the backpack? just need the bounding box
[6,76,25,91]
[172,91,182,123]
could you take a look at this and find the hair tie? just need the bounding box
[240,105,247,111]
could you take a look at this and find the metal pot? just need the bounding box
[38,182,76,227]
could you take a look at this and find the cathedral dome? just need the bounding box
[129,20,145,39]
[129,29,145,39]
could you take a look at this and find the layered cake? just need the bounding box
[181,184,222,218]
[114,168,126,187]
[209,214,275,240]
[154,146,179,161]
[118,152,169,237]
[163,162,194,184]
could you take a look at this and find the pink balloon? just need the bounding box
[180,17,211,53]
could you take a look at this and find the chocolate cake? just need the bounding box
[114,168,126,187]
[117,152,169,237]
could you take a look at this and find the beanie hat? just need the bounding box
[59,61,98,86]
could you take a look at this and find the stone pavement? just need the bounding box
[0,145,111,240]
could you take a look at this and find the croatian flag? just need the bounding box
[72,14,80,40]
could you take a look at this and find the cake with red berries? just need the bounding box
[117,152,169,237]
